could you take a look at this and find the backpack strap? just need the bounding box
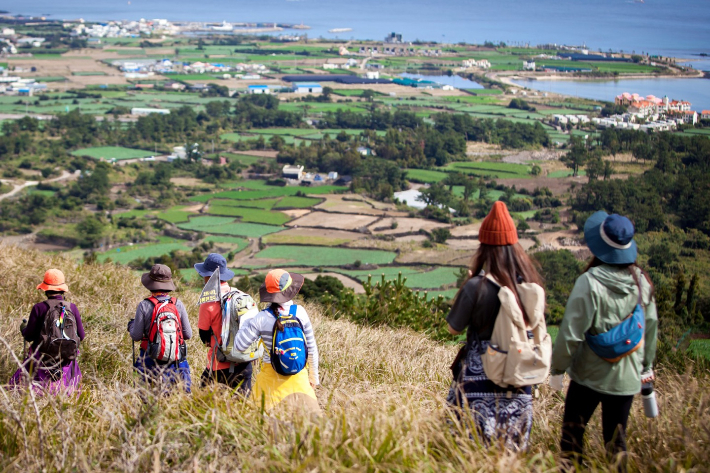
[289,304,298,317]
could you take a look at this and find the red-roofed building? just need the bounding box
[701,110,710,120]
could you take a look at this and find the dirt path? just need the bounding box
[232,238,262,267]
[0,170,79,201]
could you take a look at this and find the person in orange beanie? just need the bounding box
[446,201,544,450]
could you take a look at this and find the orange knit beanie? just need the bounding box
[479,201,518,246]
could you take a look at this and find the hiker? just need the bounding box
[196,253,258,393]
[550,211,658,471]
[128,264,193,393]
[10,269,84,395]
[233,269,320,413]
[446,201,547,450]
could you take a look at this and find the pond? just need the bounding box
[399,73,484,90]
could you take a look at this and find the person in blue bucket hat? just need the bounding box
[194,253,236,281]
[195,253,253,392]
[550,211,658,472]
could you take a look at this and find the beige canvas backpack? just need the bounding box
[481,276,552,388]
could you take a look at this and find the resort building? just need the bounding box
[702,111,710,120]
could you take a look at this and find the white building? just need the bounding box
[523,61,536,71]
[131,108,170,116]
[283,165,305,180]
[291,82,322,94]
[248,85,270,94]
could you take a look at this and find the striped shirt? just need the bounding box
[234,301,319,385]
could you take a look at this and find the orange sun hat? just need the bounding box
[478,201,519,246]
[259,269,305,304]
[37,268,69,292]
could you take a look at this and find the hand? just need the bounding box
[310,381,318,390]
[127,319,134,332]
[641,369,655,384]
[549,374,565,391]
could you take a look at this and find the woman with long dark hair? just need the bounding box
[447,201,544,450]
[550,211,658,471]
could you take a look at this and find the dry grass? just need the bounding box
[0,246,708,472]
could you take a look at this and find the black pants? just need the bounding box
[200,362,253,395]
[560,381,634,469]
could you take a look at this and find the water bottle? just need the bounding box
[641,382,658,418]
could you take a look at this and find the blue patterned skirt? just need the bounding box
[447,338,533,450]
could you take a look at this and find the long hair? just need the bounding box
[584,257,654,297]
[456,243,543,323]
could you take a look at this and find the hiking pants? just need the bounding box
[560,380,634,470]
[200,361,253,395]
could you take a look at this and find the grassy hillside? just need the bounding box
[0,246,708,471]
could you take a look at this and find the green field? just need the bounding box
[405,169,450,183]
[274,196,322,209]
[98,239,191,265]
[335,266,459,289]
[251,245,396,267]
[205,205,291,225]
[444,161,532,179]
[210,198,279,210]
[71,146,154,161]
[177,216,283,238]
[688,339,710,360]
[157,206,192,224]
[190,184,346,202]
[204,235,249,253]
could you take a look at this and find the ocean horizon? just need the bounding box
[2,0,709,60]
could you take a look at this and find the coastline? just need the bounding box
[492,71,705,86]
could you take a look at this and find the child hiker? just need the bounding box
[196,253,255,394]
[128,264,193,393]
[10,269,84,395]
[446,201,547,450]
[550,211,658,472]
[234,269,320,413]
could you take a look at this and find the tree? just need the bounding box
[561,138,588,177]
[430,228,451,244]
[530,164,542,176]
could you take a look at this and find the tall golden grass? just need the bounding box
[0,246,708,472]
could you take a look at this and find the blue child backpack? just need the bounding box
[270,304,308,376]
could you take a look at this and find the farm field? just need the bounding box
[205,204,291,225]
[97,239,192,265]
[249,245,397,267]
[369,217,450,235]
[177,216,283,238]
[190,184,346,202]
[204,235,249,253]
[262,227,366,246]
[333,266,459,290]
[70,146,154,160]
[286,212,380,231]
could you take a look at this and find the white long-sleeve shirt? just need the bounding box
[234,300,319,385]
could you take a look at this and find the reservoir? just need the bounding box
[399,73,484,89]
[510,78,710,112]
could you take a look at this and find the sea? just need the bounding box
[3,0,710,107]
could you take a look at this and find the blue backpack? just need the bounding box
[585,285,645,363]
[270,304,308,376]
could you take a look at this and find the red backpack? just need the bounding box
[144,297,185,364]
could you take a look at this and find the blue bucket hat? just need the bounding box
[584,211,637,265]
[194,253,235,281]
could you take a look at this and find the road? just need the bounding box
[0,170,80,201]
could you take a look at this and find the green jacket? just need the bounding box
[551,265,658,396]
